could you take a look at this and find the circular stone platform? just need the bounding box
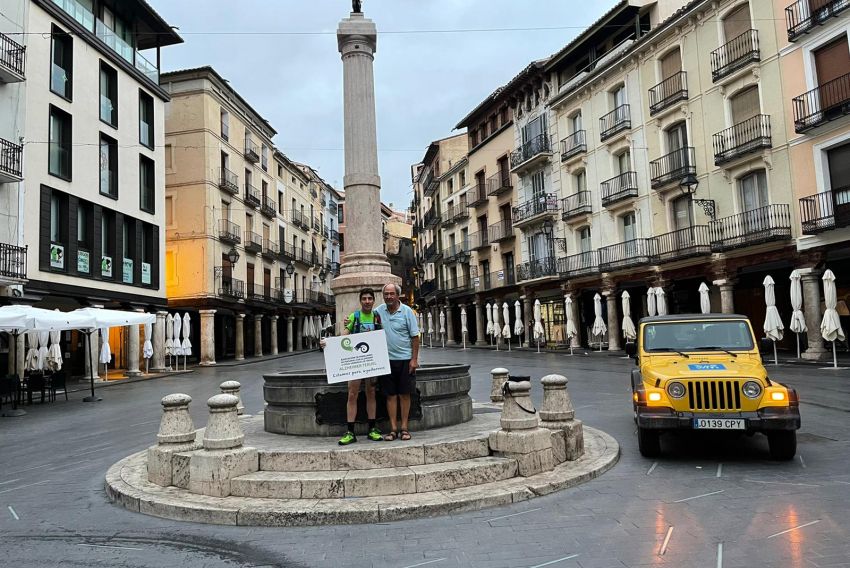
[105,411,619,526]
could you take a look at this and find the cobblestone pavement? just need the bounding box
[1,347,849,567]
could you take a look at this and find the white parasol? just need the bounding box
[418,312,424,335]
[143,321,153,372]
[514,300,523,337]
[460,307,468,349]
[789,270,806,359]
[564,295,578,355]
[592,293,607,351]
[25,330,39,371]
[48,329,62,371]
[492,302,501,350]
[427,311,434,348]
[502,302,512,351]
[172,313,183,357]
[439,308,446,348]
[533,299,545,353]
[485,302,493,337]
[37,330,49,370]
[181,313,192,371]
[699,282,711,315]
[621,291,636,342]
[99,327,111,380]
[647,287,657,317]
[820,269,846,369]
[324,313,332,330]
[655,287,668,316]
[165,313,174,357]
[305,316,315,339]
[763,275,784,365]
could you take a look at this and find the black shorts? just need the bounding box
[379,359,415,396]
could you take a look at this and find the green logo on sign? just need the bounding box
[341,337,353,352]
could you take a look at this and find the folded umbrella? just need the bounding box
[565,295,577,342]
[502,302,511,339]
[485,302,493,336]
[99,327,111,364]
[37,330,49,370]
[821,269,845,369]
[25,330,39,371]
[492,303,501,340]
[592,293,607,349]
[789,269,806,359]
[763,276,784,341]
[439,309,446,336]
[165,314,174,356]
[143,321,153,359]
[533,299,545,341]
[48,329,63,371]
[655,287,667,316]
[699,282,711,315]
[172,314,183,356]
[647,287,657,317]
[181,312,192,357]
[621,291,636,341]
[514,300,523,336]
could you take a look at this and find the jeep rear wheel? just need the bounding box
[768,431,797,460]
[637,427,661,458]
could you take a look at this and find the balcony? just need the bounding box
[442,202,464,227]
[330,229,340,243]
[0,137,23,182]
[244,230,262,254]
[467,182,488,207]
[260,195,277,218]
[557,251,600,278]
[217,276,245,299]
[800,187,850,234]
[560,131,587,162]
[294,248,311,266]
[246,283,272,303]
[709,204,792,252]
[423,241,440,262]
[423,206,440,228]
[599,239,658,272]
[510,133,552,172]
[654,226,711,263]
[517,257,557,281]
[244,183,261,208]
[561,192,592,221]
[244,139,260,163]
[312,216,322,233]
[650,147,696,189]
[422,167,439,197]
[0,32,26,83]
[322,226,330,239]
[487,171,512,197]
[513,194,559,228]
[262,239,279,261]
[443,242,470,264]
[478,269,516,291]
[786,0,850,41]
[649,72,688,115]
[601,172,639,207]
[446,276,473,297]
[793,72,850,133]
[599,105,631,141]
[310,251,321,266]
[420,278,437,298]
[218,167,238,195]
[713,115,772,165]
[468,230,489,251]
[488,219,514,243]
[217,219,241,244]
[711,30,760,82]
[0,243,27,282]
[280,241,296,262]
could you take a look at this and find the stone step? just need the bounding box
[230,456,518,499]
[258,435,490,472]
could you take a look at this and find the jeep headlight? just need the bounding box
[742,381,762,399]
[667,381,686,399]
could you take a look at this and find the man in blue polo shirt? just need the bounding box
[374,283,420,441]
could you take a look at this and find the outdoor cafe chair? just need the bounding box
[48,371,67,402]
[25,372,46,405]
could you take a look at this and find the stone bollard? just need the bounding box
[539,374,584,462]
[220,380,245,415]
[489,368,509,403]
[147,393,200,486]
[488,379,555,477]
[187,394,258,497]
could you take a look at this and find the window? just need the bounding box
[261,145,269,171]
[660,48,682,80]
[617,151,631,175]
[722,3,751,43]
[338,204,344,223]
[500,106,509,125]
[141,224,154,285]
[165,144,173,170]
[278,190,284,212]
[220,108,229,141]
[730,86,760,125]
[262,180,268,199]
[49,191,67,270]
[460,170,466,187]
[571,112,583,133]
[672,195,693,231]
[521,114,547,143]
[99,62,117,126]
[77,201,93,273]
[738,170,768,211]
[622,212,637,241]
[612,85,626,109]
[122,219,133,284]
[447,179,454,193]
[531,170,545,199]
[814,36,850,88]
[165,196,173,226]
[50,25,72,99]
[277,164,283,177]
[49,106,72,180]
[579,226,592,253]
[140,156,155,213]
[574,170,587,193]
[99,134,118,198]
[101,211,114,278]
[139,90,154,148]
[667,122,688,153]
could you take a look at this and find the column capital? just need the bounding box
[271,314,279,321]
[253,314,263,322]
[798,268,823,281]
[712,278,737,288]
[287,315,294,321]
[156,310,168,316]
[236,313,246,320]
[199,309,217,316]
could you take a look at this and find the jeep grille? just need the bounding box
[687,380,742,411]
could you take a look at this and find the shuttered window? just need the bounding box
[731,86,761,124]
[660,49,682,79]
[814,35,850,86]
[723,4,751,42]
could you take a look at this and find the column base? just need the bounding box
[199,361,217,367]
[126,370,143,378]
[235,356,245,362]
[150,367,166,373]
[802,348,830,361]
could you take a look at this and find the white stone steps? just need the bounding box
[230,456,517,499]
[258,436,490,472]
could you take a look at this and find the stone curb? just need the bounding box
[104,426,620,527]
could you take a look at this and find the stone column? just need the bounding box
[127,318,141,377]
[234,313,245,361]
[151,311,167,372]
[445,302,456,345]
[489,380,555,477]
[604,291,621,351]
[286,316,294,352]
[253,314,263,357]
[199,309,216,366]
[270,315,279,355]
[220,380,245,415]
[539,374,584,462]
[13,333,25,379]
[800,268,828,360]
[147,393,198,486]
[523,296,533,348]
[296,317,304,351]
[713,279,736,314]
[490,367,509,402]
[474,301,486,346]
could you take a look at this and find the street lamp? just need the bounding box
[226,247,240,266]
[457,249,469,264]
[678,175,716,221]
[541,219,568,253]
[318,268,327,283]
[285,262,295,277]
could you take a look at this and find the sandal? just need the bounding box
[400,430,411,441]
[383,431,398,441]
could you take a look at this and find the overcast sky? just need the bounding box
[151,1,609,209]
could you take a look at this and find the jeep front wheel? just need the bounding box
[637,427,661,458]
[768,431,797,460]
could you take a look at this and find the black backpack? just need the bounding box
[352,310,382,333]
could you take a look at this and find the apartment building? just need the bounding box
[8,0,180,376]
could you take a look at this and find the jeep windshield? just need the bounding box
[642,320,754,352]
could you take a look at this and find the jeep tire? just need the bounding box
[767,431,796,460]
[637,427,661,458]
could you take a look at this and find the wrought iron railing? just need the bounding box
[262,239,279,259]
[650,147,696,189]
[561,192,592,220]
[478,269,516,291]
[219,167,238,194]
[709,204,792,252]
[423,206,439,228]
[654,226,711,263]
[261,195,277,218]
[468,230,489,250]
[244,138,259,162]
[420,278,437,297]
[793,71,850,132]
[560,130,586,161]
[217,219,241,244]
[487,170,512,196]
[649,72,688,115]
[710,30,760,82]
[280,241,296,261]
[599,239,658,272]
[244,183,261,207]
[443,242,470,263]
[799,187,850,234]
[446,275,473,296]
[513,194,559,225]
[467,182,488,207]
[0,243,26,280]
[557,251,599,278]
[517,257,557,281]
[0,32,26,79]
[422,166,439,196]
[601,172,639,206]
[0,137,23,180]
[423,241,439,261]
[786,0,850,41]
[488,219,513,242]
[244,230,262,253]
[217,276,244,299]
[330,229,340,242]
[600,104,631,141]
[510,133,551,169]
[713,114,772,164]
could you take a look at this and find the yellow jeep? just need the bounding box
[624,314,800,460]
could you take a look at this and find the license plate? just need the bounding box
[693,418,745,430]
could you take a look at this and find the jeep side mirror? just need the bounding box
[759,337,772,357]
[624,342,637,358]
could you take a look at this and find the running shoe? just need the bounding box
[338,431,357,445]
[367,427,383,442]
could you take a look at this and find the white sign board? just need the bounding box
[323,330,391,384]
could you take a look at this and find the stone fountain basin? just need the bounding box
[263,363,472,436]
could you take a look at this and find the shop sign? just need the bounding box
[50,244,65,269]
[141,262,151,285]
[101,255,113,277]
[77,250,90,273]
[123,258,133,283]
